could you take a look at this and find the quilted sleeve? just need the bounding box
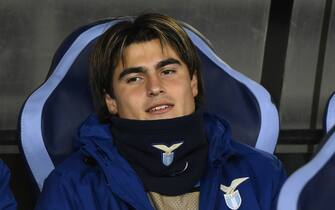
[0,159,17,210]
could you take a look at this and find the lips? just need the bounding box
[146,104,174,113]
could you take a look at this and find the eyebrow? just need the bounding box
[118,67,146,80]
[118,58,182,80]
[155,58,181,69]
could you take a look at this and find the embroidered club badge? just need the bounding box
[220,177,249,210]
[162,152,174,166]
[224,190,242,210]
[152,142,183,166]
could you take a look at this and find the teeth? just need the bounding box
[150,105,169,112]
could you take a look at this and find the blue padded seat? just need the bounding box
[324,91,335,133]
[19,17,279,191]
[277,126,335,210]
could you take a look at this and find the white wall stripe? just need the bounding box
[0,145,19,154]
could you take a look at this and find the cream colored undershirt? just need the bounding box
[147,191,199,210]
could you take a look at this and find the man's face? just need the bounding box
[105,39,198,120]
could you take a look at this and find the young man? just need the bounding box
[0,160,16,210]
[35,13,286,210]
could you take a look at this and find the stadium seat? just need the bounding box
[277,126,335,210]
[19,17,279,192]
[324,91,335,133]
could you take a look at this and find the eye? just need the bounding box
[161,69,176,76]
[126,76,143,84]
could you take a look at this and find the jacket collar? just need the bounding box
[76,115,154,209]
[203,113,238,165]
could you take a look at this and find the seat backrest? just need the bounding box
[277,126,335,210]
[19,17,279,191]
[324,91,335,133]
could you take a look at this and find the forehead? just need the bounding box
[118,39,182,67]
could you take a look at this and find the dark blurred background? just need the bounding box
[1,0,334,209]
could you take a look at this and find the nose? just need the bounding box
[146,74,165,97]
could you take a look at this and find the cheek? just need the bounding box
[116,87,144,106]
[115,95,143,118]
[170,82,195,101]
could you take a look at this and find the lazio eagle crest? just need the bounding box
[152,142,183,166]
[220,177,249,210]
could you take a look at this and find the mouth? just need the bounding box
[145,104,174,114]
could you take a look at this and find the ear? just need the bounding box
[191,72,198,97]
[105,94,118,114]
